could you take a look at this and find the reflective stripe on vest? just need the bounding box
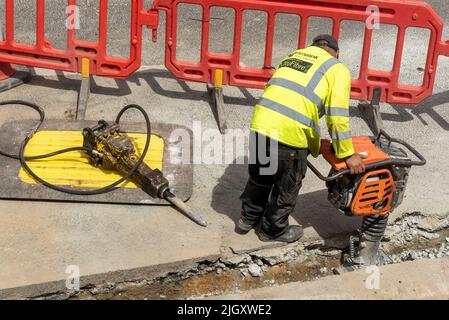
[268,57,340,119]
[257,97,321,136]
[330,130,352,140]
[324,106,350,117]
[268,77,322,107]
[308,58,339,91]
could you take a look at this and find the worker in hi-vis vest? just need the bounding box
[238,35,366,243]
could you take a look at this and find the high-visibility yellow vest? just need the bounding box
[251,46,355,159]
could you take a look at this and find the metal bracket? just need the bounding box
[76,58,91,120]
[358,87,384,136]
[76,75,90,120]
[207,84,227,134]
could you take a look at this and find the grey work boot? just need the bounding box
[235,218,258,234]
[257,225,304,243]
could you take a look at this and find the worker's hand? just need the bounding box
[344,153,366,175]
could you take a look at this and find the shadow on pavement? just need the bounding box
[349,104,414,124]
[409,90,449,131]
[349,90,449,131]
[24,68,258,105]
[26,70,81,91]
[211,160,248,224]
[138,69,258,107]
[291,189,362,239]
[211,158,362,239]
[22,68,449,131]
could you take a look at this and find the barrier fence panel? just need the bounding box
[1,0,448,105]
[152,0,449,105]
[0,0,159,79]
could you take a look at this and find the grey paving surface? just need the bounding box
[0,0,448,296]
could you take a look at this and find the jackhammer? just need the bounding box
[82,118,207,227]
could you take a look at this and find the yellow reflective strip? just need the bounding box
[81,58,90,78]
[214,69,223,88]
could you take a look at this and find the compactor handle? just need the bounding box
[309,131,426,182]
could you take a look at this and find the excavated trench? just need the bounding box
[33,212,449,300]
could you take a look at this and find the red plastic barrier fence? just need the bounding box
[1,0,448,105]
[152,0,449,105]
[0,0,158,79]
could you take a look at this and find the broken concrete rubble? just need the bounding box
[247,264,263,277]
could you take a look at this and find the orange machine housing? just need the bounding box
[321,136,390,170]
[322,137,394,216]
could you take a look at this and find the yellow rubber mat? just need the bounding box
[19,130,164,189]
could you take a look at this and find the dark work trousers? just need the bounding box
[240,132,308,237]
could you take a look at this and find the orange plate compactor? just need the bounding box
[307,130,426,271]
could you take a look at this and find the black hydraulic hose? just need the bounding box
[24,147,93,160]
[0,100,91,160]
[0,101,152,196]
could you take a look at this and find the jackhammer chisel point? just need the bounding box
[164,190,207,227]
[195,218,208,227]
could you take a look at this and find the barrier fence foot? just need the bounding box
[76,58,91,120]
[0,63,31,93]
[207,84,227,134]
[76,76,90,120]
[358,87,384,136]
